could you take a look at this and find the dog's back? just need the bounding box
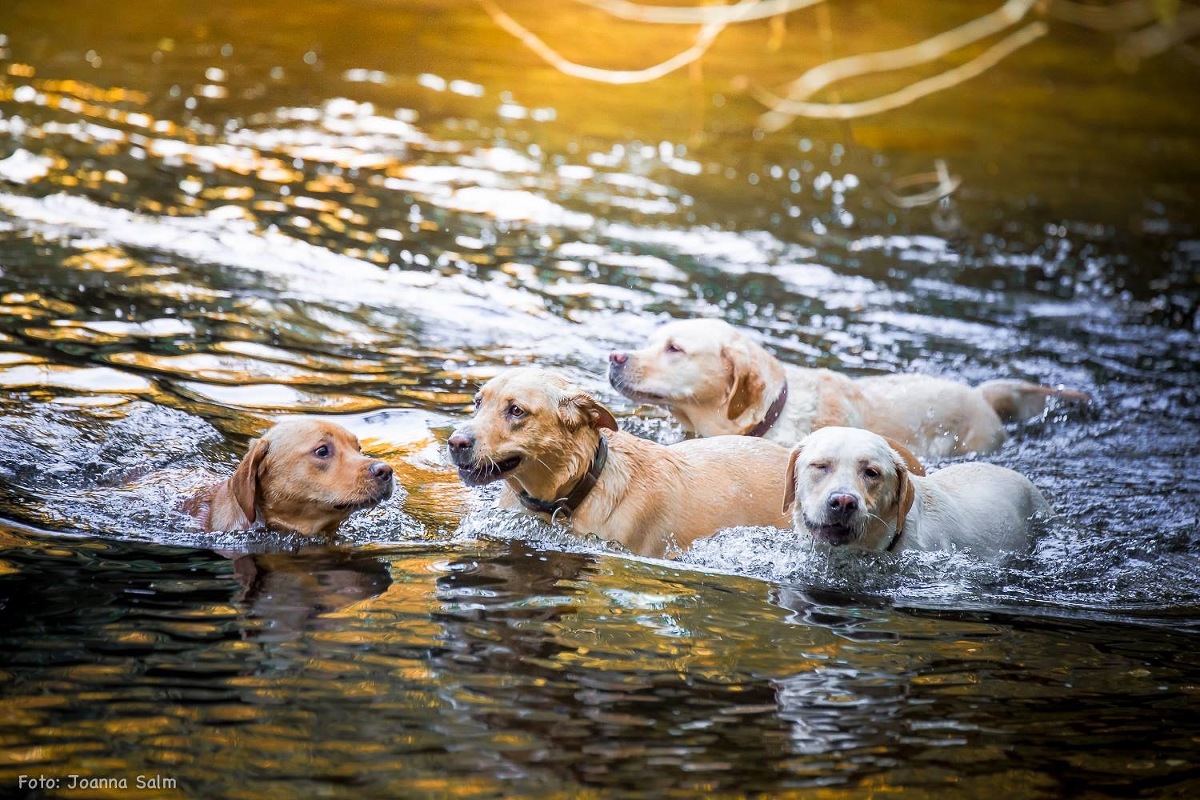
[855,375,1005,456]
[669,434,792,529]
[912,462,1050,554]
[596,432,792,556]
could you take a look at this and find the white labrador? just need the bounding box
[783,426,1049,556]
[609,318,1090,458]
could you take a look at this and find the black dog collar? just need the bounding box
[518,435,609,523]
[746,382,789,438]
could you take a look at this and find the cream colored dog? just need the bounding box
[609,318,1090,458]
[784,426,1049,556]
[183,419,394,536]
[447,367,791,558]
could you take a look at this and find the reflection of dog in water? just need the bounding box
[229,548,393,634]
[183,419,394,536]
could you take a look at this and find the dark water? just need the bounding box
[0,0,1198,796]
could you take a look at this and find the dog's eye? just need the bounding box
[863,466,882,479]
[313,444,332,458]
[665,342,684,354]
[809,462,830,473]
[507,404,525,419]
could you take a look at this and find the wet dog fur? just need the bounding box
[182,418,394,537]
[447,367,792,558]
[609,318,1091,458]
[783,426,1049,556]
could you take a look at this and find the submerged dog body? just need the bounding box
[447,367,791,558]
[183,419,394,536]
[784,426,1049,556]
[609,318,1089,458]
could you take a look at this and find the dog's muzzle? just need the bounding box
[332,462,394,511]
[803,492,863,545]
[447,429,476,467]
[803,517,859,546]
[368,460,394,501]
[448,428,521,486]
[608,353,668,402]
[607,352,630,390]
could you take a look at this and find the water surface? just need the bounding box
[0,0,1197,796]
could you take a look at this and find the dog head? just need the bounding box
[447,368,617,500]
[782,426,924,549]
[607,318,783,435]
[222,418,394,537]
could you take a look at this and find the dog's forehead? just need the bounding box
[481,368,567,407]
[650,319,735,351]
[266,419,356,448]
[802,427,893,463]
[323,423,360,446]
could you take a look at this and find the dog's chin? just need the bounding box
[457,455,521,487]
[332,482,394,513]
[803,517,861,546]
[609,372,673,405]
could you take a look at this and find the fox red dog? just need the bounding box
[183,419,394,536]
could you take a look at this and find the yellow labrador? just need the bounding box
[447,367,791,558]
[183,419,394,536]
[609,318,1090,458]
[784,426,1049,556]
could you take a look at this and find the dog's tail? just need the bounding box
[978,379,1092,424]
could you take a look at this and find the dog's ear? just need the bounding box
[892,454,917,536]
[884,437,926,476]
[782,445,802,513]
[721,344,765,424]
[229,437,269,524]
[561,393,619,432]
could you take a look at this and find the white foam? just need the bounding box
[0,148,52,183]
[67,318,196,338]
[0,363,154,393]
[177,381,354,410]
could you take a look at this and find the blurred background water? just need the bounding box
[0,0,1197,796]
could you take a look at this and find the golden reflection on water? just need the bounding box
[1,0,1191,231]
[1,292,77,317]
[61,249,142,274]
[0,526,1194,795]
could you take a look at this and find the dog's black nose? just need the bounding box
[827,493,859,514]
[609,351,628,367]
[370,461,393,482]
[447,431,474,463]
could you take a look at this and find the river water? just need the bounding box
[0,0,1197,797]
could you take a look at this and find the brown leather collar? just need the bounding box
[518,434,608,523]
[885,523,905,552]
[745,382,789,438]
